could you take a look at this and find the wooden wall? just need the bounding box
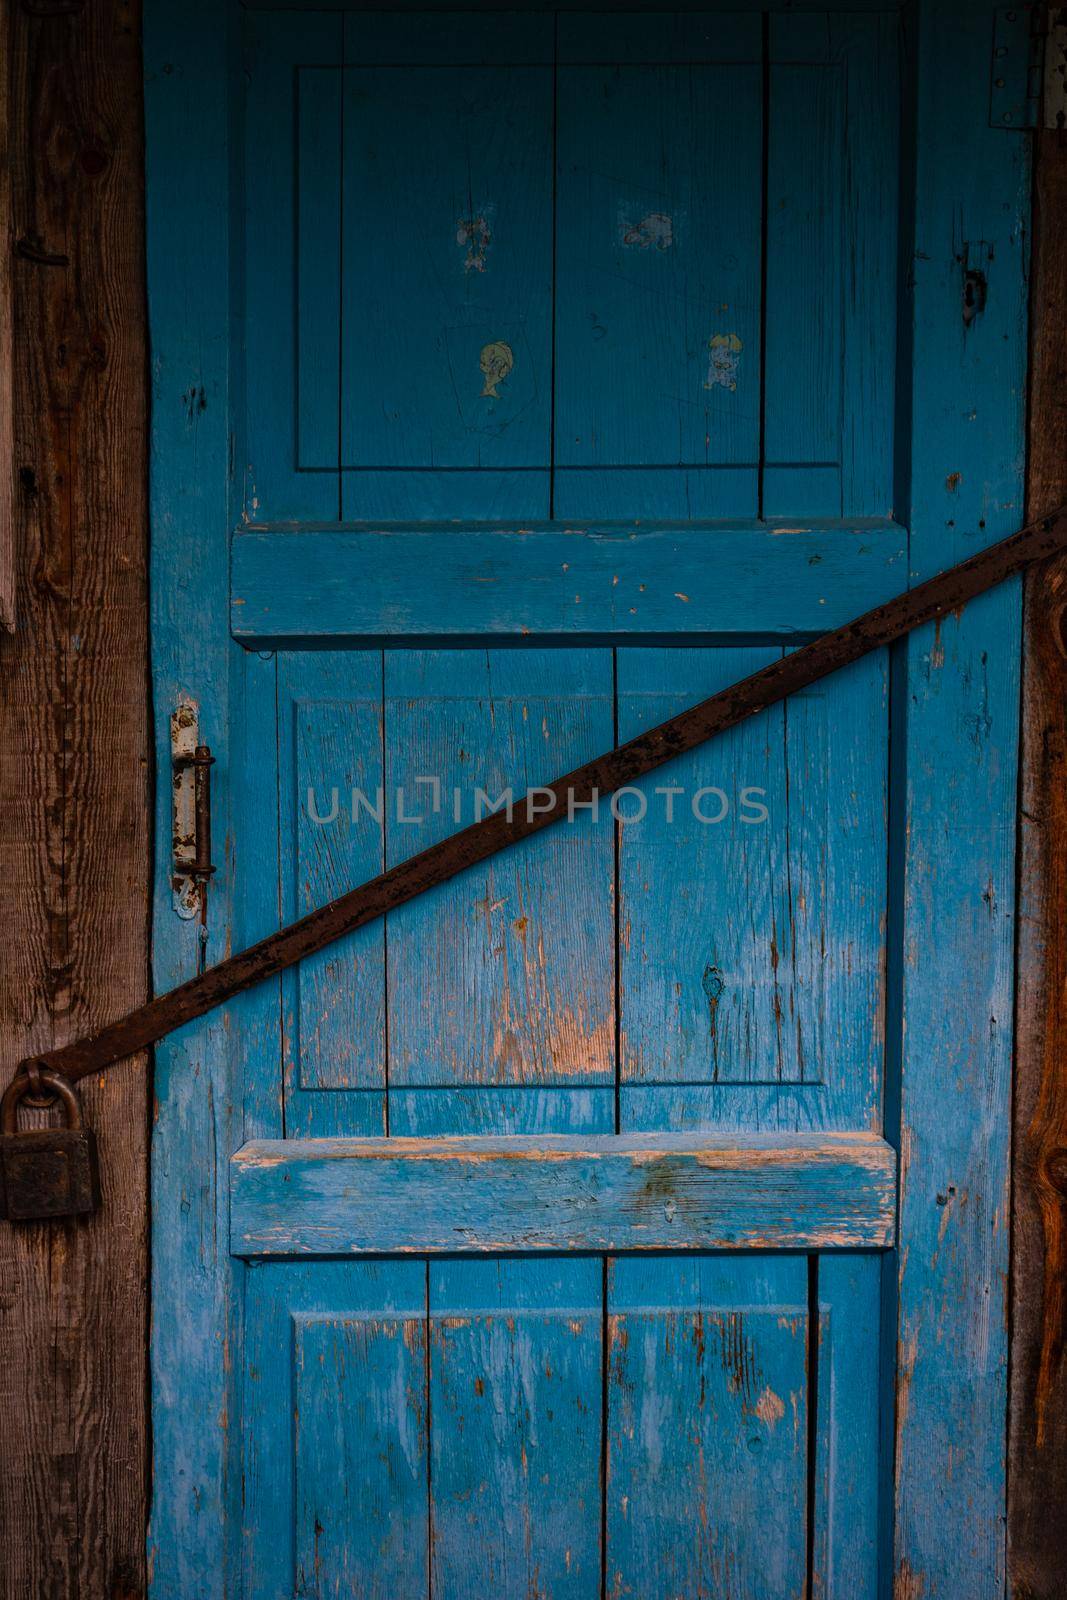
[0,2,150,1597]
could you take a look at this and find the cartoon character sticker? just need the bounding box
[480,340,514,399]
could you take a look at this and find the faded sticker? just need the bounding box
[621,210,673,250]
[457,214,492,273]
[480,340,514,399]
[705,332,743,391]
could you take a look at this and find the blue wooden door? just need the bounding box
[145,4,1030,1596]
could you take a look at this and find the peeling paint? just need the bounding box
[457,213,492,273]
[704,332,743,391]
[620,210,673,250]
[753,1385,786,1427]
[480,340,514,399]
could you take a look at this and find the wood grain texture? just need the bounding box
[0,0,13,634]
[429,1258,602,1598]
[230,520,908,643]
[606,1255,809,1600]
[230,1131,897,1256]
[0,2,150,1597]
[890,4,1030,1595]
[143,3,244,1596]
[1008,109,1067,1600]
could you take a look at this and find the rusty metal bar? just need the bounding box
[12,506,1067,1089]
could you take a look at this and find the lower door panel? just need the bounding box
[241,1253,880,1599]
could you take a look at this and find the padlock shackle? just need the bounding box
[1,1068,83,1135]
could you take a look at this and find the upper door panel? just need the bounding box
[240,9,899,525]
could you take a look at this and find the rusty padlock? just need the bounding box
[0,1068,101,1221]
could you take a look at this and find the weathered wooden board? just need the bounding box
[0,0,13,636]
[615,645,887,1119]
[0,2,151,1597]
[606,1256,809,1598]
[1008,96,1067,1600]
[243,8,341,522]
[890,4,1029,1596]
[554,13,762,517]
[241,1259,429,1596]
[429,1258,603,1598]
[231,520,907,642]
[276,652,386,1137]
[145,4,248,1597]
[231,1131,897,1255]
[384,649,615,1097]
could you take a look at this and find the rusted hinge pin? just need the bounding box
[182,744,216,881]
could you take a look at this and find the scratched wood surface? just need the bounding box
[145,3,248,1596]
[0,0,13,636]
[231,1131,898,1255]
[1008,100,1067,1600]
[890,4,1030,1596]
[0,3,150,1598]
[230,519,908,643]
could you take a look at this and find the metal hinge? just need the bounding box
[989,5,1053,130]
[170,700,215,920]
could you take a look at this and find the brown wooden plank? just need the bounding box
[1009,103,1067,1600]
[0,1,149,1596]
[0,0,13,635]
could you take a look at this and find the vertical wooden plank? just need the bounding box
[0,0,13,635]
[554,15,762,519]
[277,651,386,1137]
[243,8,341,522]
[814,1255,881,1600]
[606,1254,809,1599]
[892,3,1030,1595]
[0,2,150,1596]
[295,1316,428,1594]
[429,1258,602,1598]
[838,12,899,519]
[340,14,553,521]
[764,15,843,516]
[144,2,239,1595]
[764,15,898,519]
[385,650,612,1593]
[616,646,886,1131]
[385,649,615,1114]
[1008,94,1067,1600]
[242,1260,428,1598]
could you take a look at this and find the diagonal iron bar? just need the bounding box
[14,507,1067,1089]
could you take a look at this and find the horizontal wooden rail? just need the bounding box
[230,1131,897,1256]
[230,517,907,642]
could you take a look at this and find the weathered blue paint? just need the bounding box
[144,2,1029,1594]
[890,4,1030,1596]
[276,651,386,1136]
[429,1258,603,1596]
[231,1131,898,1255]
[607,1255,809,1597]
[230,520,908,644]
[144,4,243,1597]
